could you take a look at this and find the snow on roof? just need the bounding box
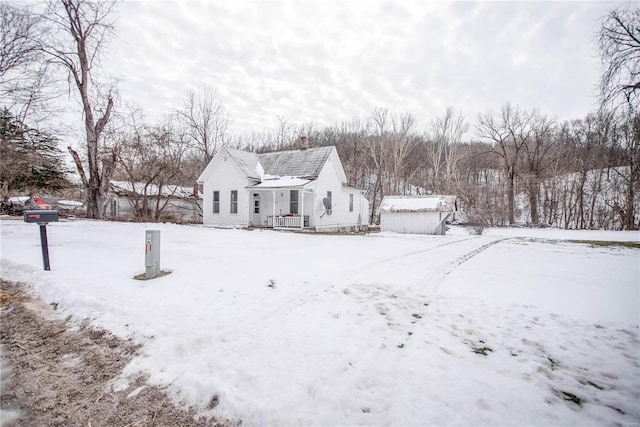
[110,181,195,198]
[58,200,84,207]
[8,196,29,204]
[255,161,265,180]
[250,177,312,189]
[380,195,457,213]
[223,145,335,182]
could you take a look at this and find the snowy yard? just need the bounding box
[1,219,639,426]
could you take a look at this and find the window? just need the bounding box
[290,190,299,214]
[326,191,332,215]
[212,191,220,214]
[230,190,238,214]
[349,193,354,212]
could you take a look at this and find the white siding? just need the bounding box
[312,151,367,231]
[202,152,251,226]
[381,212,451,235]
[199,146,368,231]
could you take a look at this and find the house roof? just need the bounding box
[380,195,457,213]
[258,146,334,178]
[198,145,344,185]
[32,196,52,209]
[223,145,334,180]
[225,148,262,180]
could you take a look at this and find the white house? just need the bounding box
[197,144,369,232]
[380,195,457,235]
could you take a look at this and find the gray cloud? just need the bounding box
[98,0,622,137]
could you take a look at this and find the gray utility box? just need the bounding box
[24,210,59,224]
[145,230,161,279]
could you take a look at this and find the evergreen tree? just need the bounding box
[0,108,69,203]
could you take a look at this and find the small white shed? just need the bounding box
[380,195,457,235]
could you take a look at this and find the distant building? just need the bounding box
[107,181,201,223]
[380,195,457,235]
[5,196,84,216]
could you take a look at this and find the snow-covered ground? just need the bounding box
[1,219,639,426]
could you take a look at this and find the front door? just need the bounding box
[252,193,261,226]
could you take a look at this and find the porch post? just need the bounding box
[312,192,317,231]
[272,190,276,227]
[300,189,304,229]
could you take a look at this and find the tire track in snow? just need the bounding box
[394,237,515,349]
[332,237,515,409]
[213,236,480,337]
[349,236,480,276]
[417,237,515,299]
[346,236,513,347]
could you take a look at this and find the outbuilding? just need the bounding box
[380,195,457,235]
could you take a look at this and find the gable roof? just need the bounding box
[225,148,261,180]
[198,145,338,184]
[380,195,457,213]
[258,146,334,178]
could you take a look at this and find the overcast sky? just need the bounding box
[100,1,621,137]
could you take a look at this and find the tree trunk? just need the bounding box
[528,179,539,225]
[85,184,101,218]
[506,166,515,225]
[625,177,636,229]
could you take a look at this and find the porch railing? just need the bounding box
[267,215,310,228]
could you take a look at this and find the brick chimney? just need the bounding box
[300,135,309,150]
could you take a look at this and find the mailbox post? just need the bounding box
[23,210,59,271]
[145,230,161,279]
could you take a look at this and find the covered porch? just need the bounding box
[247,177,315,230]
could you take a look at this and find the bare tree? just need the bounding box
[598,6,640,230]
[388,113,419,194]
[610,111,640,230]
[427,107,468,192]
[336,118,368,188]
[38,0,118,218]
[0,3,41,77]
[113,111,191,221]
[477,103,535,224]
[520,112,557,225]
[273,115,294,150]
[364,108,391,223]
[175,86,229,170]
[0,3,56,123]
[599,6,640,111]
